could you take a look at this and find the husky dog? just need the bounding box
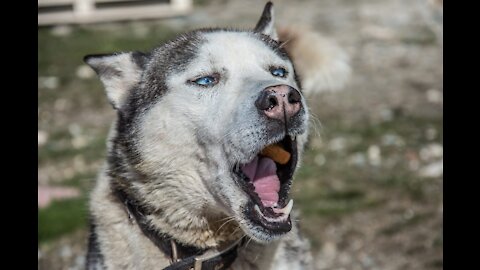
[84,2,349,269]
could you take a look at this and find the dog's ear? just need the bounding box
[84,51,148,110]
[254,1,278,41]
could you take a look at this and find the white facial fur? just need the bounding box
[136,31,309,242]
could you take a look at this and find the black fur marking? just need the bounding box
[86,220,105,270]
[293,67,303,91]
[254,2,274,34]
[131,51,150,70]
[254,32,289,60]
[83,53,123,79]
[83,52,119,63]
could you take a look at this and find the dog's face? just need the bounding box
[86,3,309,243]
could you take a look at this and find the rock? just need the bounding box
[76,65,95,79]
[403,209,415,220]
[54,98,70,111]
[68,124,82,137]
[314,154,326,166]
[39,76,59,89]
[311,136,324,150]
[425,127,438,140]
[419,159,443,178]
[379,107,394,122]
[50,25,72,37]
[328,137,347,152]
[368,145,382,166]
[132,22,150,38]
[348,152,367,167]
[381,133,405,147]
[426,89,442,104]
[72,136,88,149]
[38,130,49,147]
[361,25,396,41]
[59,245,72,258]
[419,143,443,161]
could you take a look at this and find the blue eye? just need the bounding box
[271,67,287,78]
[193,75,217,86]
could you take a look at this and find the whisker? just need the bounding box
[228,226,243,239]
[278,38,292,49]
[215,217,236,234]
[308,112,323,138]
[244,236,255,250]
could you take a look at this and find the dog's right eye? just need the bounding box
[270,67,288,78]
[190,74,219,87]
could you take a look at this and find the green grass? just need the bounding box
[38,196,89,243]
[38,132,107,166]
[38,24,178,77]
[63,172,98,191]
[380,212,434,236]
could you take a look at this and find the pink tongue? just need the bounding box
[241,157,280,207]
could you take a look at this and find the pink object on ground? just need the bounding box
[38,186,81,209]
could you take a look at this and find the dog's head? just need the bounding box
[86,2,309,244]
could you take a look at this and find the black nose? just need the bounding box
[255,91,278,111]
[255,85,302,121]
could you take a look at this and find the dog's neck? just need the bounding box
[107,133,244,250]
[111,187,246,269]
[110,178,243,251]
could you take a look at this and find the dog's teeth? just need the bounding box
[284,199,294,216]
[273,199,294,216]
[254,204,261,213]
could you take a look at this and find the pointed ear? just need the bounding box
[84,51,148,110]
[254,1,278,41]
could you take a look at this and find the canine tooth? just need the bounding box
[254,204,261,213]
[273,199,294,216]
[284,199,294,216]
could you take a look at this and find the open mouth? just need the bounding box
[233,135,298,234]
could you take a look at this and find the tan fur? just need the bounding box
[278,25,351,95]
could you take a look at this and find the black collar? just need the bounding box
[113,188,244,270]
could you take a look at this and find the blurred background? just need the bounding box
[38,0,443,269]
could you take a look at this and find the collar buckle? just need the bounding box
[193,237,244,270]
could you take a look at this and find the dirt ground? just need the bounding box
[38,0,443,269]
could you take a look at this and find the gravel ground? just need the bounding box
[38,0,442,269]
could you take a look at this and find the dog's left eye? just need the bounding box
[271,67,288,78]
[192,75,218,87]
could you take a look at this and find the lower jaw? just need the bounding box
[244,200,293,236]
